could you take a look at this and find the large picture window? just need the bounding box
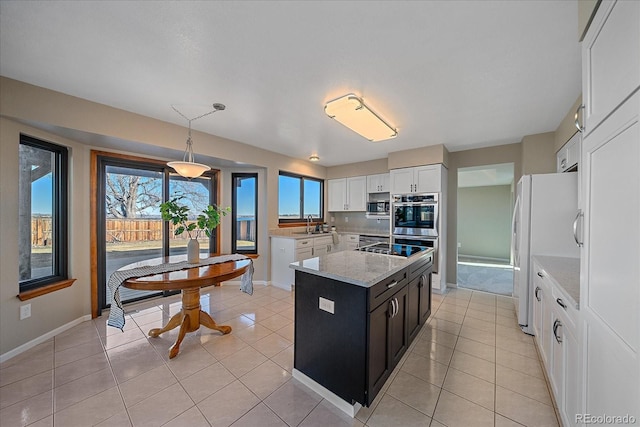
[18,135,69,292]
[278,171,323,223]
[232,173,258,253]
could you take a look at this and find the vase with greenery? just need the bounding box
[160,196,230,263]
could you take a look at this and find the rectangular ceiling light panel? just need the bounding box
[324,94,397,142]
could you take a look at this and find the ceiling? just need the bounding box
[0,1,581,167]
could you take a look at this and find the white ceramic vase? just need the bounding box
[187,239,200,263]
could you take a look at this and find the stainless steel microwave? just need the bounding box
[366,201,389,216]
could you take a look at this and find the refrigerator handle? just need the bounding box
[573,209,584,247]
[511,196,520,265]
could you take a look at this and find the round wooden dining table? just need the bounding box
[120,255,252,359]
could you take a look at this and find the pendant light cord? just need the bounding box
[171,104,226,163]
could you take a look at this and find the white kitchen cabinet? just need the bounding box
[556,132,580,173]
[581,0,639,136]
[271,235,336,289]
[340,234,359,251]
[532,259,582,427]
[390,165,442,194]
[327,176,366,211]
[580,0,640,420]
[532,270,552,368]
[367,173,390,193]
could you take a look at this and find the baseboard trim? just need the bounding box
[221,280,268,287]
[292,369,362,418]
[458,255,510,264]
[0,314,92,363]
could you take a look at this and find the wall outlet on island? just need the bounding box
[319,297,335,314]
[20,304,31,320]
[345,217,348,223]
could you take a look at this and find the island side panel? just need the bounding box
[294,270,368,405]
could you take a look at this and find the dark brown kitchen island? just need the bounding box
[290,247,433,417]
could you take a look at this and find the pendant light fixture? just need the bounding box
[167,103,226,179]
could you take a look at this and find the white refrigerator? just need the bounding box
[512,173,579,335]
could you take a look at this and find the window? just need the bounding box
[232,173,258,253]
[278,171,323,223]
[19,135,69,292]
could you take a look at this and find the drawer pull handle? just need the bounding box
[553,319,563,343]
[535,286,541,302]
[537,272,544,278]
[556,298,567,309]
[386,280,398,289]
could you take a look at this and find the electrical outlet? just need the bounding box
[345,216,348,223]
[319,297,335,314]
[458,242,462,248]
[377,218,381,224]
[331,216,335,222]
[20,304,31,320]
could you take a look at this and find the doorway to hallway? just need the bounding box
[456,163,514,296]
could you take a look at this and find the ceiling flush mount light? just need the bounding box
[167,103,226,178]
[324,94,397,142]
[309,155,320,162]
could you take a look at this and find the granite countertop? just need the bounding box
[290,248,434,288]
[533,255,580,309]
[269,229,390,239]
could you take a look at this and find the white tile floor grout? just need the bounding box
[0,285,561,427]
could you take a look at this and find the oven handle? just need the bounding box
[393,202,438,207]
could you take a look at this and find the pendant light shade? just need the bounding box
[168,103,225,179]
[166,160,211,178]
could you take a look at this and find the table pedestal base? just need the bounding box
[148,288,231,358]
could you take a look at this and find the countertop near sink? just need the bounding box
[533,255,580,308]
[269,228,389,239]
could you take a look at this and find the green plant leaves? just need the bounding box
[159,196,230,240]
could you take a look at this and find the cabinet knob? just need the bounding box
[537,271,544,278]
[556,298,567,310]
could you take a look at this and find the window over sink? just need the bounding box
[278,171,323,224]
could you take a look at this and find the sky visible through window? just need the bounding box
[236,177,255,218]
[32,175,53,214]
[279,174,320,218]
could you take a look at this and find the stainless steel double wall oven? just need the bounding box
[391,193,439,272]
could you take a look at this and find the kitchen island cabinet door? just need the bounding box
[368,285,408,403]
[408,264,432,343]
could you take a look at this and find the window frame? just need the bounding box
[278,171,324,224]
[231,172,258,254]
[18,134,69,293]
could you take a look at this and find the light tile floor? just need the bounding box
[0,285,560,427]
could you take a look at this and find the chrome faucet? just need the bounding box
[306,215,313,234]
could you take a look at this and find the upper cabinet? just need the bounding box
[390,165,442,194]
[367,173,390,193]
[581,0,639,136]
[328,176,367,212]
[556,132,581,173]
